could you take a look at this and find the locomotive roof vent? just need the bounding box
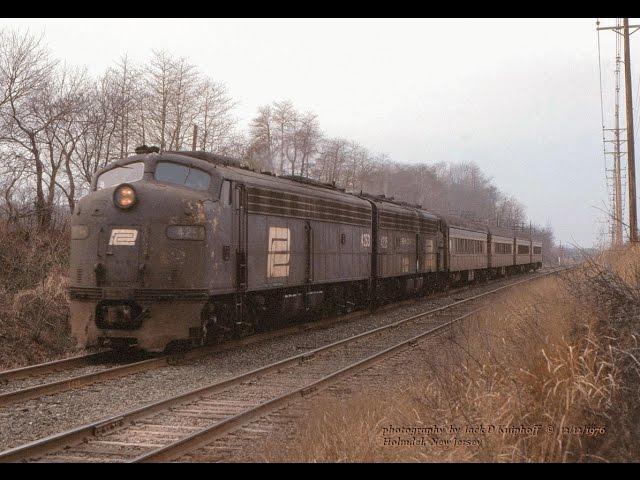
[163,150,246,168]
[135,145,160,154]
[278,175,340,191]
[375,194,396,201]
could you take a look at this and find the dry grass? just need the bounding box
[0,222,75,369]
[261,250,640,462]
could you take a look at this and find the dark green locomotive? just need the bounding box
[69,149,541,352]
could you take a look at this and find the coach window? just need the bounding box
[221,180,232,206]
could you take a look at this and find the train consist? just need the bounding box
[68,149,543,352]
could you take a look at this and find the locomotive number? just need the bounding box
[108,229,138,246]
[400,237,413,246]
[361,233,371,248]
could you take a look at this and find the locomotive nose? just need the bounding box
[69,177,213,352]
[72,181,210,292]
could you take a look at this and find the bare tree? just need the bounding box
[248,105,275,171]
[197,78,236,152]
[0,29,58,228]
[295,111,321,177]
[272,100,296,174]
[313,137,349,184]
[111,55,138,158]
[144,50,175,151]
[73,67,122,187]
[249,101,321,176]
[166,56,200,150]
[48,67,91,212]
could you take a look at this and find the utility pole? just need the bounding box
[613,28,624,246]
[623,18,638,242]
[597,18,640,243]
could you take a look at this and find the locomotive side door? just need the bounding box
[416,233,422,271]
[304,220,314,283]
[214,180,234,290]
[230,183,249,331]
[233,183,248,291]
[440,223,448,272]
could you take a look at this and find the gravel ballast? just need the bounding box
[0,274,540,451]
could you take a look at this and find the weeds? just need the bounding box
[0,222,74,368]
[262,251,640,462]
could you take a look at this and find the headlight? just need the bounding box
[166,225,205,241]
[113,184,137,209]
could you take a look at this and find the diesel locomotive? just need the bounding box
[68,149,542,352]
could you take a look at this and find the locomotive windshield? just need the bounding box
[154,162,212,191]
[96,162,144,190]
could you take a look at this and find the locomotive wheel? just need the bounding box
[233,321,255,339]
[201,302,236,344]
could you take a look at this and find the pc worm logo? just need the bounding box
[108,229,138,246]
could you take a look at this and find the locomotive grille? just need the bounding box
[247,187,372,227]
[378,212,438,234]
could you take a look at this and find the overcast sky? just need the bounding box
[1,18,629,247]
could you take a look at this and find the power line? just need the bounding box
[597,19,606,134]
[597,19,612,246]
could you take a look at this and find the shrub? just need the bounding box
[261,250,640,462]
[0,222,74,368]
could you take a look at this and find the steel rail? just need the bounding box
[0,267,569,463]
[0,351,112,384]
[0,356,167,407]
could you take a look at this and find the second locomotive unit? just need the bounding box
[68,149,542,352]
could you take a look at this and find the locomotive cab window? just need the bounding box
[97,162,144,190]
[154,162,212,192]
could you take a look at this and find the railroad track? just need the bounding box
[0,268,552,408]
[0,350,154,407]
[0,350,114,384]
[0,299,416,407]
[0,267,569,463]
